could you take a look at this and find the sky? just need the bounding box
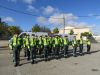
[0,0,100,35]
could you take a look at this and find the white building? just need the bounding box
[59,26,91,40]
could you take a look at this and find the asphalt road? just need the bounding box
[0,41,100,75]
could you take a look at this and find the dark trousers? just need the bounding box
[24,46,27,57]
[52,46,55,56]
[48,45,52,55]
[13,46,20,65]
[79,44,83,54]
[26,47,30,60]
[30,46,36,62]
[60,46,63,52]
[44,45,48,59]
[55,44,60,56]
[73,46,77,56]
[87,45,91,53]
[38,45,43,55]
[64,45,68,56]
[17,45,21,60]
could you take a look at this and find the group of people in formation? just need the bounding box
[9,33,91,67]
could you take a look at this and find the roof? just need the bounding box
[60,26,90,30]
[19,32,48,36]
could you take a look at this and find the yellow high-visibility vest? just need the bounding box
[64,38,68,45]
[80,39,83,44]
[55,38,59,45]
[43,38,48,46]
[12,36,17,46]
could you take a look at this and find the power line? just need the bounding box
[0,4,38,17]
[1,4,100,18]
[1,4,99,33]
[0,4,63,19]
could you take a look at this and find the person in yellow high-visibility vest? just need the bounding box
[72,36,78,57]
[43,35,49,61]
[79,36,84,56]
[25,35,30,60]
[30,35,37,64]
[52,36,56,57]
[63,35,69,58]
[11,33,20,67]
[59,35,64,53]
[86,38,91,54]
[23,35,27,57]
[54,35,60,59]
[48,36,53,56]
[38,36,43,55]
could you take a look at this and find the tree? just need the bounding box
[0,17,22,39]
[8,26,22,36]
[32,24,41,32]
[32,24,51,32]
[41,26,51,32]
[53,28,59,33]
[0,22,9,39]
[69,29,74,35]
[81,32,92,38]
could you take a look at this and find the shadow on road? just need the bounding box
[83,50,100,55]
[0,46,9,51]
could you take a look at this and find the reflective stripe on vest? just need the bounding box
[17,38,21,45]
[44,38,48,45]
[26,38,29,45]
[87,40,91,45]
[80,39,83,44]
[64,38,68,45]
[39,38,42,44]
[55,38,59,44]
[30,38,36,46]
[30,38,34,46]
[13,36,17,46]
[72,40,77,46]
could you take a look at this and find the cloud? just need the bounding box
[42,6,58,15]
[23,0,35,5]
[27,5,38,12]
[48,13,78,25]
[36,13,78,25]
[88,14,94,17]
[7,0,17,2]
[37,16,47,24]
[36,13,100,35]
[88,14,100,19]
[96,16,100,19]
[2,17,15,22]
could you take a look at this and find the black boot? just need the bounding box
[14,63,18,67]
[31,60,34,64]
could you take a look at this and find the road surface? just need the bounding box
[0,41,100,75]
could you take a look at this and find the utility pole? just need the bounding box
[0,18,1,23]
[62,14,66,35]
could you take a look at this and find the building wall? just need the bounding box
[59,27,90,40]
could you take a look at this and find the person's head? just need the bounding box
[65,35,68,38]
[40,36,42,38]
[31,34,35,38]
[14,33,18,37]
[45,35,47,38]
[49,36,52,38]
[18,35,22,38]
[74,36,76,39]
[80,35,82,38]
[26,34,29,38]
[24,35,27,38]
[32,34,35,36]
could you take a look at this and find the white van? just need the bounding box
[19,32,48,37]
